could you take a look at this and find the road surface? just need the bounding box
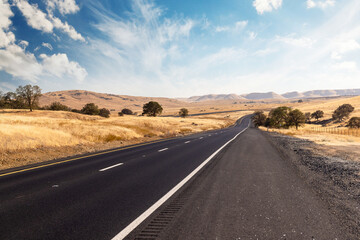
[0,115,347,239]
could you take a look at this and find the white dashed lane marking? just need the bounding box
[158,148,169,152]
[99,163,124,172]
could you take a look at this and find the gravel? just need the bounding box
[263,131,360,239]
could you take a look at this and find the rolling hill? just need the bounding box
[39,90,189,114]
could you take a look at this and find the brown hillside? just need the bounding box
[39,90,190,114]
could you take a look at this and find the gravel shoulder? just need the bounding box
[263,130,360,239]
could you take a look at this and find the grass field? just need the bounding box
[0,109,249,170]
[297,95,360,119]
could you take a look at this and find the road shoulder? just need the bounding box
[263,130,360,239]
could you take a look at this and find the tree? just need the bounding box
[252,111,267,127]
[179,108,189,118]
[304,112,311,123]
[347,117,360,128]
[81,103,100,115]
[47,102,71,111]
[311,110,324,121]
[288,109,306,130]
[99,108,110,118]
[71,109,81,113]
[332,104,354,122]
[118,112,124,116]
[142,101,163,116]
[15,85,42,111]
[268,106,291,128]
[121,108,133,115]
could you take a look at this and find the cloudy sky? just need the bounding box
[0,0,359,97]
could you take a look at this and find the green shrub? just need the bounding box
[332,104,354,122]
[288,109,305,130]
[121,108,133,115]
[347,117,360,128]
[81,103,100,115]
[252,111,266,127]
[47,102,71,111]
[179,108,189,118]
[311,110,324,121]
[268,106,291,128]
[142,101,163,117]
[99,108,110,118]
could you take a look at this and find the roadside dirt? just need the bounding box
[264,131,360,239]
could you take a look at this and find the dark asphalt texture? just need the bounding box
[0,116,250,240]
[129,126,347,240]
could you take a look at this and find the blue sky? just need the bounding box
[0,0,359,97]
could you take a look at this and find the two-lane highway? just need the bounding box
[0,115,251,240]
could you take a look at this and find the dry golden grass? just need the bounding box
[297,95,360,119]
[259,124,360,146]
[259,124,360,162]
[0,109,235,170]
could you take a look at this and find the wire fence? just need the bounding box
[305,126,360,137]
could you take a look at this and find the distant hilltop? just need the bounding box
[185,89,360,102]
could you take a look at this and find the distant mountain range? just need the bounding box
[40,89,360,111]
[185,89,360,102]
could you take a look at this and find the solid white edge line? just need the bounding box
[112,118,250,240]
[99,163,124,172]
[158,148,168,152]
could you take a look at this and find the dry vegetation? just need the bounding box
[0,109,243,170]
[297,95,360,119]
[257,95,360,160]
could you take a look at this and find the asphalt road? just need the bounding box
[0,116,249,240]
[0,115,347,239]
[129,126,347,240]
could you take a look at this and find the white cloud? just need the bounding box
[254,48,277,56]
[0,0,13,30]
[215,21,248,33]
[0,30,15,48]
[42,42,53,51]
[199,48,246,66]
[19,40,29,48]
[46,0,80,15]
[48,13,85,41]
[0,44,42,82]
[14,0,54,32]
[248,31,257,40]
[332,61,357,71]
[275,34,315,47]
[93,0,195,74]
[331,38,360,57]
[215,26,230,33]
[40,53,87,82]
[253,0,282,14]
[0,0,87,85]
[307,0,335,9]
[14,0,84,41]
[235,21,248,30]
[0,0,41,82]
